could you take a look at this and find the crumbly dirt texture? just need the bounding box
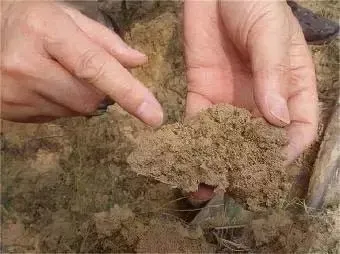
[129,104,289,211]
[137,218,215,253]
[1,0,339,253]
[209,207,340,253]
[249,210,339,253]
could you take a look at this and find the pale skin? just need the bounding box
[1,1,318,201]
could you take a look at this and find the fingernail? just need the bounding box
[130,48,147,59]
[268,94,290,125]
[137,95,163,127]
[116,39,147,59]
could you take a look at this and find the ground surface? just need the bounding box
[1,0,339,253]
[128,104,289,211]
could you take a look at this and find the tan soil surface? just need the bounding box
[249,210,339,253]
[136,218,215,253]
[129,104,289,211]
[1,0,339,253]
[246,208,339,253]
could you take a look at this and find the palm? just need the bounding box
[184,9,256,117]
[184,1,318,162]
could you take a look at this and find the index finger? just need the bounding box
[44,12,163,127]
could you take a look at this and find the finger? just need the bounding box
[285,120,318,164]
[185,92,213,119]
[1,101,76,122]
[44,16,163,127]
[285,37,318,163]
[247,3,292,127]
[1,104,57,123]
[187,183,215,207]
[285,90,318,163]
[61,5,147,68]
[3,38,105,115]
[32,58,105,114]
[1,80,78,119]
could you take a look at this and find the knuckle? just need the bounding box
[75,50,106,84]
[23,3,63,33]
[115,82,134,101]
[1,53,26,75]
[80,102,99,114]
[22,4,72,45]
[253,62,289,78]
[22,7,49,35]
[78,95,103,114]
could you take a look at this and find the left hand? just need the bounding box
[184,0,318,201]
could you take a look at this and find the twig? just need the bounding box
[159,196,188,209]
[213,231,250,252]
[213,224,247,230]
[220,239,250,252]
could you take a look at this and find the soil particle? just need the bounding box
[251,212,293,246]
[123,11,186,123]
[248,209,340,253]
[93,205,135,236]
[136,218,215,253]
[128,104,289,211]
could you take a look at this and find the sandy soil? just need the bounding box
[128,104,289,211]
[1,0,339,253]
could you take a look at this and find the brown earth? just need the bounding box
[136,218,215,253]
[208,207,340,253]
[1,0,339,253]
[129,104,289,211]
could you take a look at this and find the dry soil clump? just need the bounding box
[128,104,290,211]
[136,219,215,253]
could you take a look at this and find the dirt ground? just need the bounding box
[128,104,289,212]
[1,1,339,253]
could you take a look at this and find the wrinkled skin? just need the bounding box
[184,0,318,201]
[1,2,163,126]
[1,1,318,202]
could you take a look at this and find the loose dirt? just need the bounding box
[209,208,340,253]
[249,210,339,253]
[136,218,215,253]
[1,0,339,253]
[129,104,289,211]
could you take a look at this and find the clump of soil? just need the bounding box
[137,218,215,253]
[128,104,289,211]
[208,207,339,253]
[123,10,186,123]
[249,209,339,253]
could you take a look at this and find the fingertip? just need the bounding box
[113,46,148,67]
[268,94,290,125]
[187,183,215,207]
[185,92,213,120]
[255,91,290,127]
[284,121,318,164]
[129,48,148,62]
[283,144,297,165]
[136,95,164,128]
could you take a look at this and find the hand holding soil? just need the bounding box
[184,1,318,163]
[1,1,163,126]
[1,1,318,160]
[128,104,290,211]
[1,1,338,252]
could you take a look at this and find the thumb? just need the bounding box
[247,4,292,127]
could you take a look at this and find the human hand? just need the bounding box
[184,0,318,164]
[1,2,163,126]
[184,0,318,203]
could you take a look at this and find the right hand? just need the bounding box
[1,2,163,126]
